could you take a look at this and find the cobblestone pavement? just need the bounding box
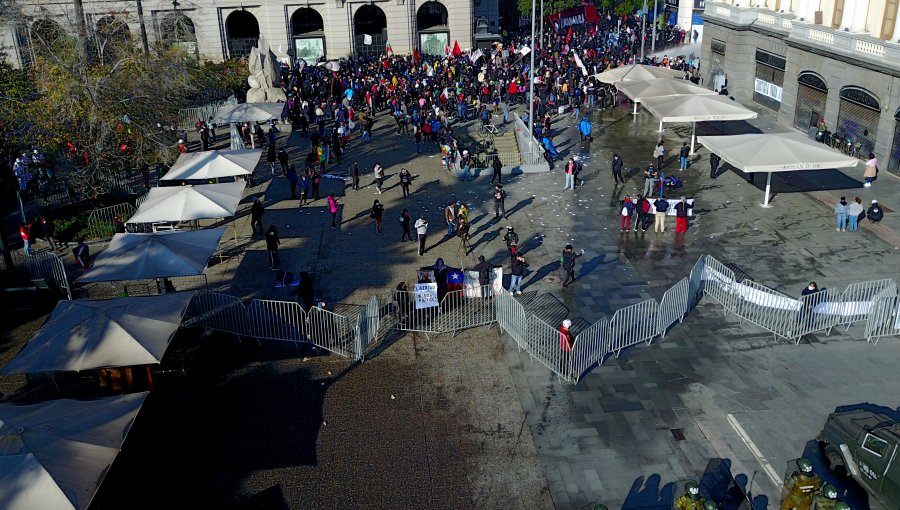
[93,95,900,508]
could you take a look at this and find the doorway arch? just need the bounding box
[417,1,449,56]
[291,7,325,62]
[158,13,197,57]
[225,10,259,59]
[354,4,387,57]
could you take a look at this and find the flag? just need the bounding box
[385,40,393,53]
[363,34,372,45]
[565,26,573,45]
[573,52,588,76]
[471,49,483,63]
[520,45,531,56]
[452,40,462,57]
[447,270,465,292]
[413,49,421,64]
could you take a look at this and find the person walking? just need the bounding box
[847,197,864,232]
[620,195,636,232]
[643,163,658,196]
[460,150,473,181]
[350,160,361,190]
[267,144,277,176]
[503,226,519,259]
[564,159,576,190]
[373,162,384,194]
[493,184,507,219]
[561,244,584,288]
[674,197,692,233]
[399,167,412,198]
[679,142,690,171]
[491,155,503,184]
[509,252,527,295]
[286,164,299,199]
[863,153,877,187]
[399,208,413,242]
[73,237,92,271]
[558,319,574,373]
[298,175,310,206]
[654,197,669,233]
[612,153,625,184]
[653,141,665,168]
[444,201,456,237]
[327,193,339,229]
[370,199,384,234]
[415,215,429,256]
[19,222,33,255]
[250,197,264,237]
[265,225,281,270]
[277,148,289,176]
[709,153,721,179]
[834,197,848,232]
[578,115,592,146]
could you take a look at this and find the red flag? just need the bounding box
[452,40,462,57]
[413,49,421,64]
[565,26,573,45]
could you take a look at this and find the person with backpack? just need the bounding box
[620,195,636,232]
[635,194,652,232]
[415,215,429,256]
[493,184,507,218]
[867,199,884,222]
[679,142,690,171]
[709,153,721,179]
[653,197,670,233]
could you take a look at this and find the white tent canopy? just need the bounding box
[617,78,715,103]
[594,64,683,84]
[1,293,193,374]
[697,132,861,206]
[76,228,225,283]
[127,181,246,224]
[212,102,284,124]
[160,149,261,181]
[0,393,147,510]
[640,94,759,154]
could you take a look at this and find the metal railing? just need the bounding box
[86,203,136,241]
[836,279,897,328]
[9,249,72,300]
[700,255,738,313]
[524,315,573,383]
[78,274,208,300]
[355,295,381,357]
[658,277,690,339]
[177,95,237,130]
[607,299,661,356]
[496,290,528,350]
[865,294,900,344]
[571,316,610,384]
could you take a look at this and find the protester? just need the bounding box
[370,199,384,234]
[415,215,429,256]
[265,225,281,270]
[560,244,584,288]
[399,208,413,242]
[847,197,864,232]
[834,197,848,232]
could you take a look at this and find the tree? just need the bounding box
[0,6,248,199]
[516,0,582,17]
[597,0,646,15]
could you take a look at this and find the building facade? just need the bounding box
[701,0,900,175]
[1,0,484,67]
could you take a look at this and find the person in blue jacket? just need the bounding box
[542,136,558,159]
[578,116,592,146]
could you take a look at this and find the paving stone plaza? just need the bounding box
[81,87,900,509]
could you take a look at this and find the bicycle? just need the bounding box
[480,123,506,137]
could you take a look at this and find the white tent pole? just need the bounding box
[690,122,696,155]
[763,172,772,207]
[658,120,663,133]
[633,101,638,115]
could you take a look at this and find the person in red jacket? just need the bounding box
[19,222,33,255]
[559,319,574,375]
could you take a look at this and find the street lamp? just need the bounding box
[651,0,658,54]
[640,0,647,62]
[528,0,536,152]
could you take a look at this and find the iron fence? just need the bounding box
[496,290,528,350]
[731,279,801,341]
[177,96,238,131]
[836,279,897,328]
[524,314,573,383]
[658,277,690,339]
[86,203,136,241]
[865,294,900,344]
[355,295,381,358]
[701,255,738,313]
[10,249,72,300]
[570,316,610,383]
[607,299,661,356]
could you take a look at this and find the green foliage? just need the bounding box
[517,0,582,16]
[53,215,87,242]
[597,0,646,15]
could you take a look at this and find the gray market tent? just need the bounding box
[212,103,284,150]
[594,64,683,84]
[617,78,716,114]
[127,181,246,225]
[76,228,225,283]
[697,133,860,206]
[1,293,193,374]
[0,393,148,510]
[160,149,261,181]
[640,94,758,154]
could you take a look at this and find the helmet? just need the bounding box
[797,458,813,474]
[823,485,838,499]
[592,505,608,510]
[686,481,699,495]
[703,501,718,510]
[834,503,850,510]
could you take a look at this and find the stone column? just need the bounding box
[893,6,900,40]
[849,0,869,32]
[796,0,809,19]
[839,0,855,28]
[804,0,819,21]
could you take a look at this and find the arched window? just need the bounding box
[225,10,259,59]
[837,86,880,160]
[291,8,326,62]
[354,5,388,56]
[793,72,827,131]
[417,1,448,31]
[291,8,324,35]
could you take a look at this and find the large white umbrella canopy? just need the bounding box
[212,102,284,124]
[76,228,225,283]
[594,64,684,84]
[640,94,759,155]
[160,149,261,181]
[697,132,860,206]
[127,181,246,224]
[1,293,193,374]
[616,78,716,103]
[0,393,148,510]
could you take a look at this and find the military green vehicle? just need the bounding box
[818,407,900,509]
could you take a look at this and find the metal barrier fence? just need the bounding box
[700,255,738,313]
[607,299,661,356]
[837,279,897,328]
[787,288,841,343]
[496,290,528,350]
[865,294,900,344]
[731,279,801,341]
[308,307,358,359]
[182,290,248,336]
[247,299,306,342]
[10,250,72,300]
[658,277,690,339]
[570,316,610,384]
[355,295,381,357]
[388,285,496,336]
[177,96,237,130]
[78,274,208,299]
[86,203,136,241]
[524,315,573,383]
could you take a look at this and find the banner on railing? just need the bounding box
[463,268,503,297]
[414,283,439,309]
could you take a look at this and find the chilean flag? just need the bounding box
[447,270,465,291]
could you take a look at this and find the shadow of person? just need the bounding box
[525,259,561,288]
[622,473,672,510]
[577,254,614,279]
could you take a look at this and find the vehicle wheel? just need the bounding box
[824,445,848,477]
